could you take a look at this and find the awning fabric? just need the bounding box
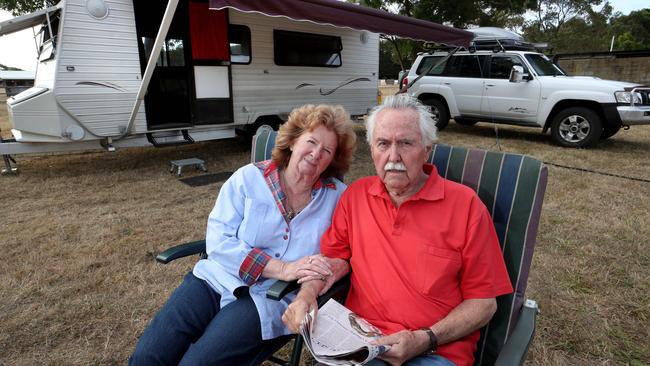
[0,5,59,37]
[209,0,473,47]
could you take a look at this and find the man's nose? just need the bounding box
[388,144,400,162]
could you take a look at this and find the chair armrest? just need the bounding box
[267,280,300,300]
[494,299,538,366]
[266,275,351,305]
[155,240,206,264]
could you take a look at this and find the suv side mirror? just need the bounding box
[509,65,526,83]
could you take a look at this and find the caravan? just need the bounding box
[0,0,471,170]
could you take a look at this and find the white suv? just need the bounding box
[404,49,650,147]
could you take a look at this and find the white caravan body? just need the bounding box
[2,0,377,148]
[0,0,472,163]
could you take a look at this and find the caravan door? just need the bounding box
[134,0,233,130]
[135,0,193,129]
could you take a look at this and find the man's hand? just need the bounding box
[282,291,318,333]
[372,329,430,366]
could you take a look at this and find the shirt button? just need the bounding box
[275,253,280,258]
[285,228,289,233]
[283,235,288,240]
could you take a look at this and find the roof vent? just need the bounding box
[86,0,109,20]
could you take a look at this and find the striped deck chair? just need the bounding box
[260,128,548,365]
[429,144,548,365]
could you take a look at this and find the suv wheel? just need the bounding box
[454,118,478,126]
[550,107,602,148]
[421,98,449,130]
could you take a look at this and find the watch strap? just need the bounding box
[419,327,438,354]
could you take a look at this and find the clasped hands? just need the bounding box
[280,254,333,285]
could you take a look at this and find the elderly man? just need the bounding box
[283,95,513,366]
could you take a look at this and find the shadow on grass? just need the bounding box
[10,138,250,180]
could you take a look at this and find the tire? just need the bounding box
[550,107,602,148]
[421,98,449,130]
[601,123,621,139]
[454,118,478,126]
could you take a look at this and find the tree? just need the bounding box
[526,0,604,37]
[611,9,650,50]
[0,0,57,15]
[522,0,614,53]
[523,1,650,53]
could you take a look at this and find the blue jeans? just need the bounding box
[365,354,456,366]
[130,272,291,366]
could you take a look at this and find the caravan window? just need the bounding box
[141,37,186,67]
[229,24,251,64]
[37,12,60,62]
[274,30,342,67]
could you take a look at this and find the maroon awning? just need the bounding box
[209,0,473,47]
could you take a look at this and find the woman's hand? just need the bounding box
[279,254,333,282]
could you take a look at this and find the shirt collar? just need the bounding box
[258,160,336,190]
[368,163,444,202]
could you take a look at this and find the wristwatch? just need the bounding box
[419,327,438,354]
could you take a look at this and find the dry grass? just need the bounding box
[1,89,649,365]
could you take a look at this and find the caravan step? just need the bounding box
[170,158,207,176]
[146,130,195,147]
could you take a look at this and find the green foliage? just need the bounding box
[0,0,57,15]
[611,9,650,51]
[523,1,650,53]
[0,63,23,71]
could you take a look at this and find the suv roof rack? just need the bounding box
[472,38,535,51]
[468,27,536,51]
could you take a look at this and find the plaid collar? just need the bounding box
[255,160,336,224]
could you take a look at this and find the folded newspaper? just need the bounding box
[300,299,390,365]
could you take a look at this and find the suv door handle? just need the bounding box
[443,82,451,85]
[485,84,496,87]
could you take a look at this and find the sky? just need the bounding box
[1,0,648,72]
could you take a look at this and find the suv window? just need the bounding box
[525,53,566,76]
[488,55,526,79]
[445,55,487,78]
[416,56,448,76]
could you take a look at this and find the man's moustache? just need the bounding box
[384,162,407,171]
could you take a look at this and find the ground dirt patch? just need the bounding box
[1,106,649,365]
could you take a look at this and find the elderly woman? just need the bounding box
[130,104,356,365]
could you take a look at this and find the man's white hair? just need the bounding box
[366,94,438,146]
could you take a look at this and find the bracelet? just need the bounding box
[419,328,438,354]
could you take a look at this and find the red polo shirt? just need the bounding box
[321,164,512,366]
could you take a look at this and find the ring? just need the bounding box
[308,257,313,264]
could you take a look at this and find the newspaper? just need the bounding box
[300,299,390,365]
